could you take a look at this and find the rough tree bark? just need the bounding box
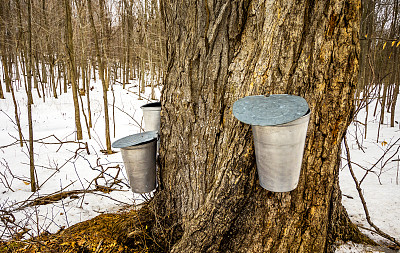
[150,0,370,252]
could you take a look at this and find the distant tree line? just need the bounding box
[0,0,164,100]
[0,0,164,191]
[360,0,400,130]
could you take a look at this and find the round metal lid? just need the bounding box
[112,131,158,148]
[233,95,309,126]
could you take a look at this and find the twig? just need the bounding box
[125,86,152,102]
[359,137,400,185]
[397,156,399,185]
[59,180,70,228]
[111,104,144,131]
[17,185,124,209]
[344,135,400,246]
[0,160,15,192]
[95,239,104,253]
[341,156,378,174]
[89,192,131,205]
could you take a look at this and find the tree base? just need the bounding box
[1,202,379,253]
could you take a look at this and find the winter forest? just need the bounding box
[0,0,400,252]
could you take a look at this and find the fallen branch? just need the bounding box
[0,134,90,156]
[21,185,127,208]
[344,135,400,247]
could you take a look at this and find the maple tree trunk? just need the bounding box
[150,0,371,252]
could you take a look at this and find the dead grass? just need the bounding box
[0,205,165,253]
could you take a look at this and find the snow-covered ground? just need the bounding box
[335,99,400,252]
[0,75,160,240]
[0,71,399,252]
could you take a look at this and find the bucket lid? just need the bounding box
[233,94,309,126]
[141,102,161,110]
[112,131,158,148]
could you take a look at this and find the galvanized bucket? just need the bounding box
[233,95,310,192]
[112,131,158,193]
[141,102,161,132]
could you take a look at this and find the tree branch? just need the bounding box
[344,135,400,246]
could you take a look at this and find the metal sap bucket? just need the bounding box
[112,131,158,193]
[141,102,161,132]
[233,95,310,192]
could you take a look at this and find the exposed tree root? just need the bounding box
[1,198,389,253]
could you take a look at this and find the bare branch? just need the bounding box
[344,135,400,247]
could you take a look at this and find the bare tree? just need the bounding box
[64,0,83,140]
[87,0,112,153]
[27,0,37,192]
[0,79,4,99]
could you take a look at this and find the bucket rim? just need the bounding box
[141,102,161,109]
[119,138,157,149]
[112,131,158,148]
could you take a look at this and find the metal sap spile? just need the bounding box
[233,94,310,192]
[112,131,158,193]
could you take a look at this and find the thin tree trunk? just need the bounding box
[27,0,37,192]
[139,59,144,99]
[9,82,23,147]
[42,60,47,84]
[121,1,129,89]
[64,0,83,140]
[49,58,58,98]
[151,63,155,100]
[33,55,42,99]
[391,82,399,127]
[86,67,92,128]
[0,1,12,94]
[1,54,12,98]
[0,78,4,99]
[79,94,91,139]
[380,83,388,124]
[390,0,399,127]
[92,60,96,81]
[19,52,28,92]
[40,59,47,88]
[87,0,112,153]
[63,63,68,93]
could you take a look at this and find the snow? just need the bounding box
[1,70,400,252]
[0,75,159,240]
[335,100,400,252]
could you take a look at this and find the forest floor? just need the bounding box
[0,76,399,252]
